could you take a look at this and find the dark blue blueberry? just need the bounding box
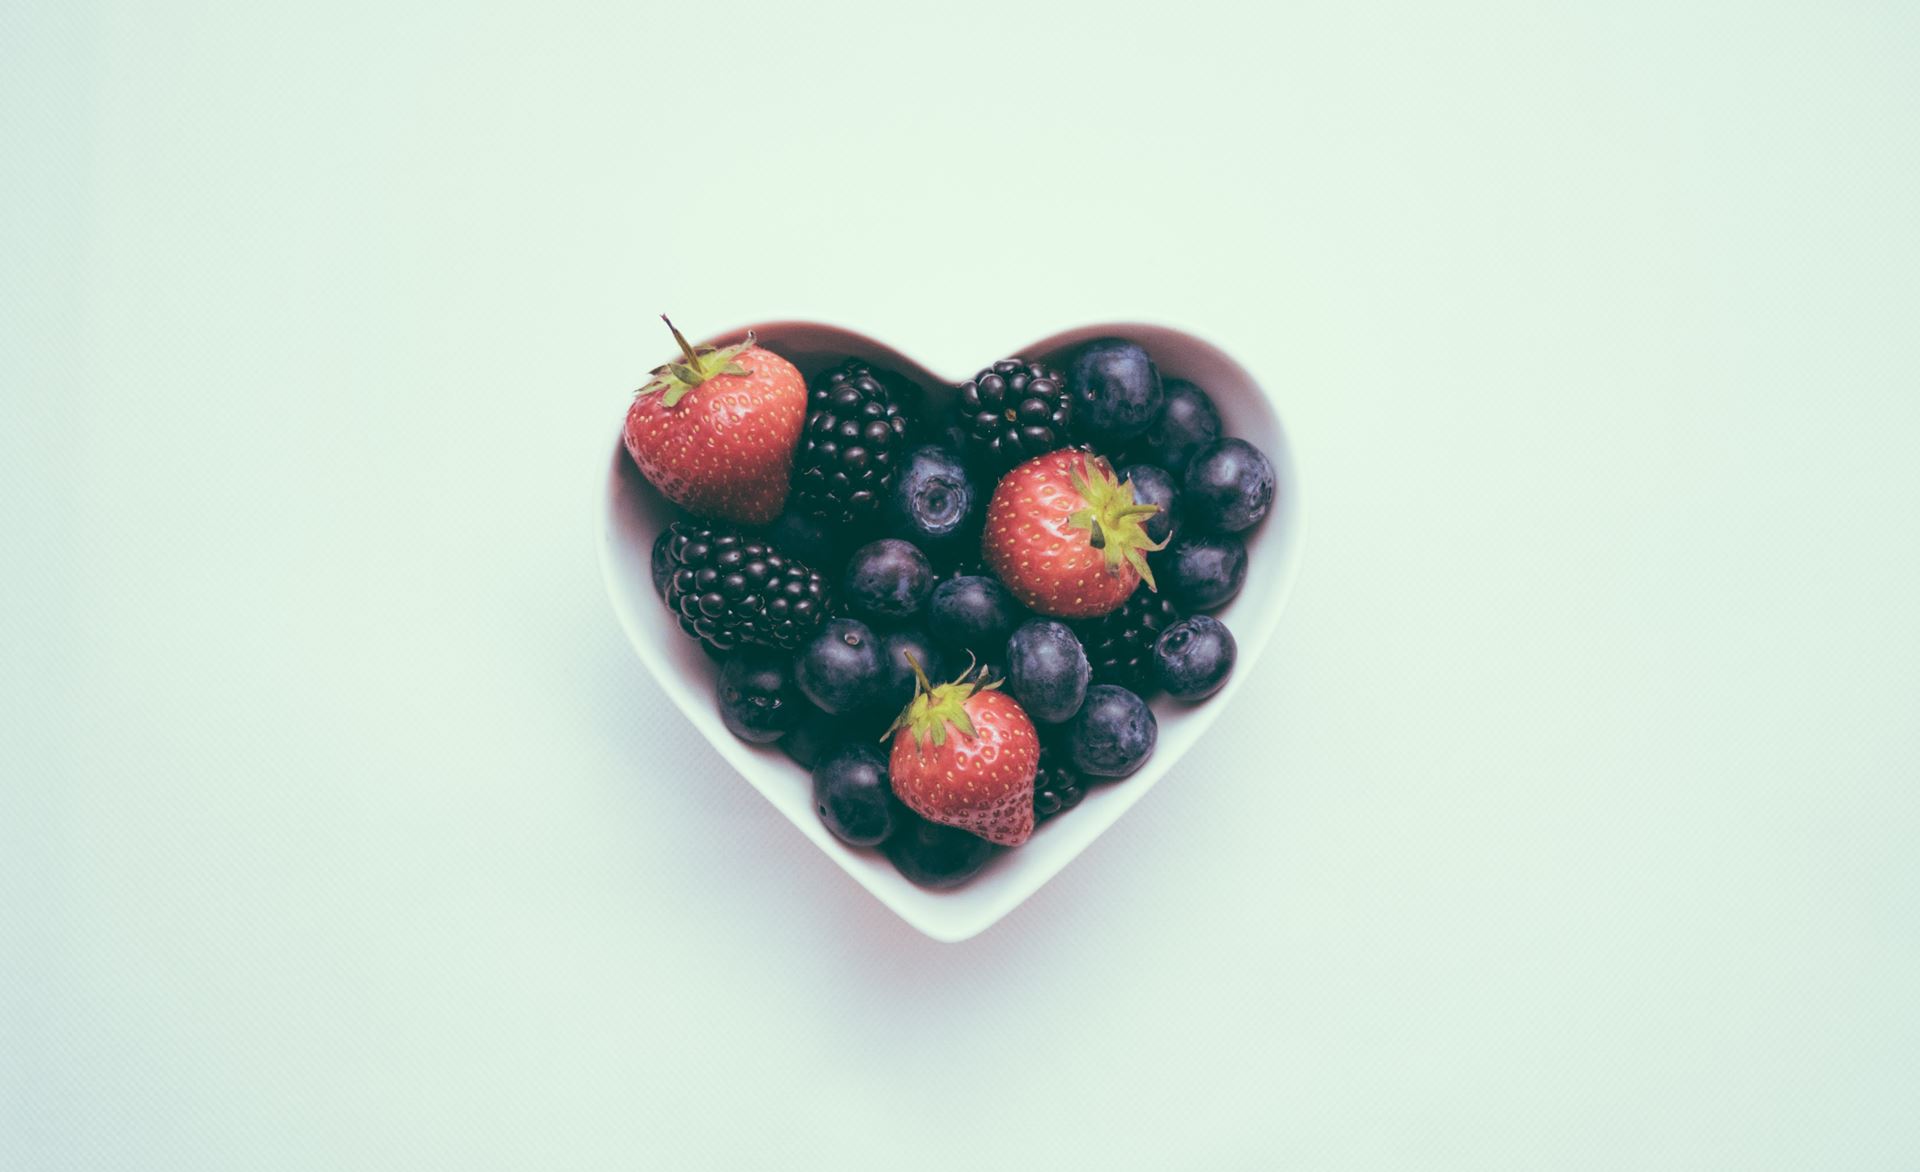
[877,628,943,713]
[779,700,892,769]
[1137,379,1221,474]
[843,538,933,623]
[779,703,849,769]
[794,617,888,715]
[716,651,804,744]
[885,444,980,554]
[1118,462,1179,546]
[812,741,899,847]
[1065,684,1157,778]
[1183,439,1276,534]
[765,508,844,569]
[840,700,899,744]
[1065,338,1164,445]
[883,811,996,889]
[1165,532,1247,612]
[1004,619,1091,724]
[1152,615,1236,702]
[928,574,1023,655]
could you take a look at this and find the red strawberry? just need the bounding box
[887,660,1040,847]
[623,317,806,525]
[982,450,1168,619]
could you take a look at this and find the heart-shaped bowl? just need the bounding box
[599,321,1305,941]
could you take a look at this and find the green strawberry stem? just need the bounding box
[664,315,702,367]
[636,315,756,408]
[886,654,1001,753]
[1065,456,1170,590]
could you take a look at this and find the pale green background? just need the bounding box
[4,1,1917,1169]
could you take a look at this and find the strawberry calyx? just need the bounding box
[636,315,756,408]
[1066,454,1170,591]
[885,654,1002,754]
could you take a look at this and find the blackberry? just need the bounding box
[1075,590,1182,691]
[1033,740,1086,822]
[793,361,912,526]
[659,521,830,654]
[957,358,1072,473]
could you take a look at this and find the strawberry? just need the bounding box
[982,450,1168,619]
[887,659,1040,847]
[623,317,806,525]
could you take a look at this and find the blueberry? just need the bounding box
[1138,379,1221,474]
[1065,684,1157,778]
[1117,462,1179,546]
[716,651,804,743]
[651,528,675,599]
[812,742,898,847]
[1164,532,1247,611]
[928,574,1022,655]
[1152,615,1236,702]
[780,700,891,769]
[883,811,996,889]
[1184,439,1276,533]
[1065,338,1164,445]
[766,508,842,569]
[778,705,848,769]
[846,701,901,743]
[794,617,888,715]
[843,538,933,623]
[1005,619,1091,723]
[886,444,980,554]
[877,628,943,712]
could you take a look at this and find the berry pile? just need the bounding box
[624,321,1276,890]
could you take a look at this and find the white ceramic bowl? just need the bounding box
[599,321,1305,941]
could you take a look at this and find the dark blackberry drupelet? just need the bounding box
[659,522,830,654]
[1075,590,1183,691]
[1033,740,1086,822]
[793,361,912,526]
[957,358,1073,474]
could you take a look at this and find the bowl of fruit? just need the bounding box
[600,318,1303,941]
